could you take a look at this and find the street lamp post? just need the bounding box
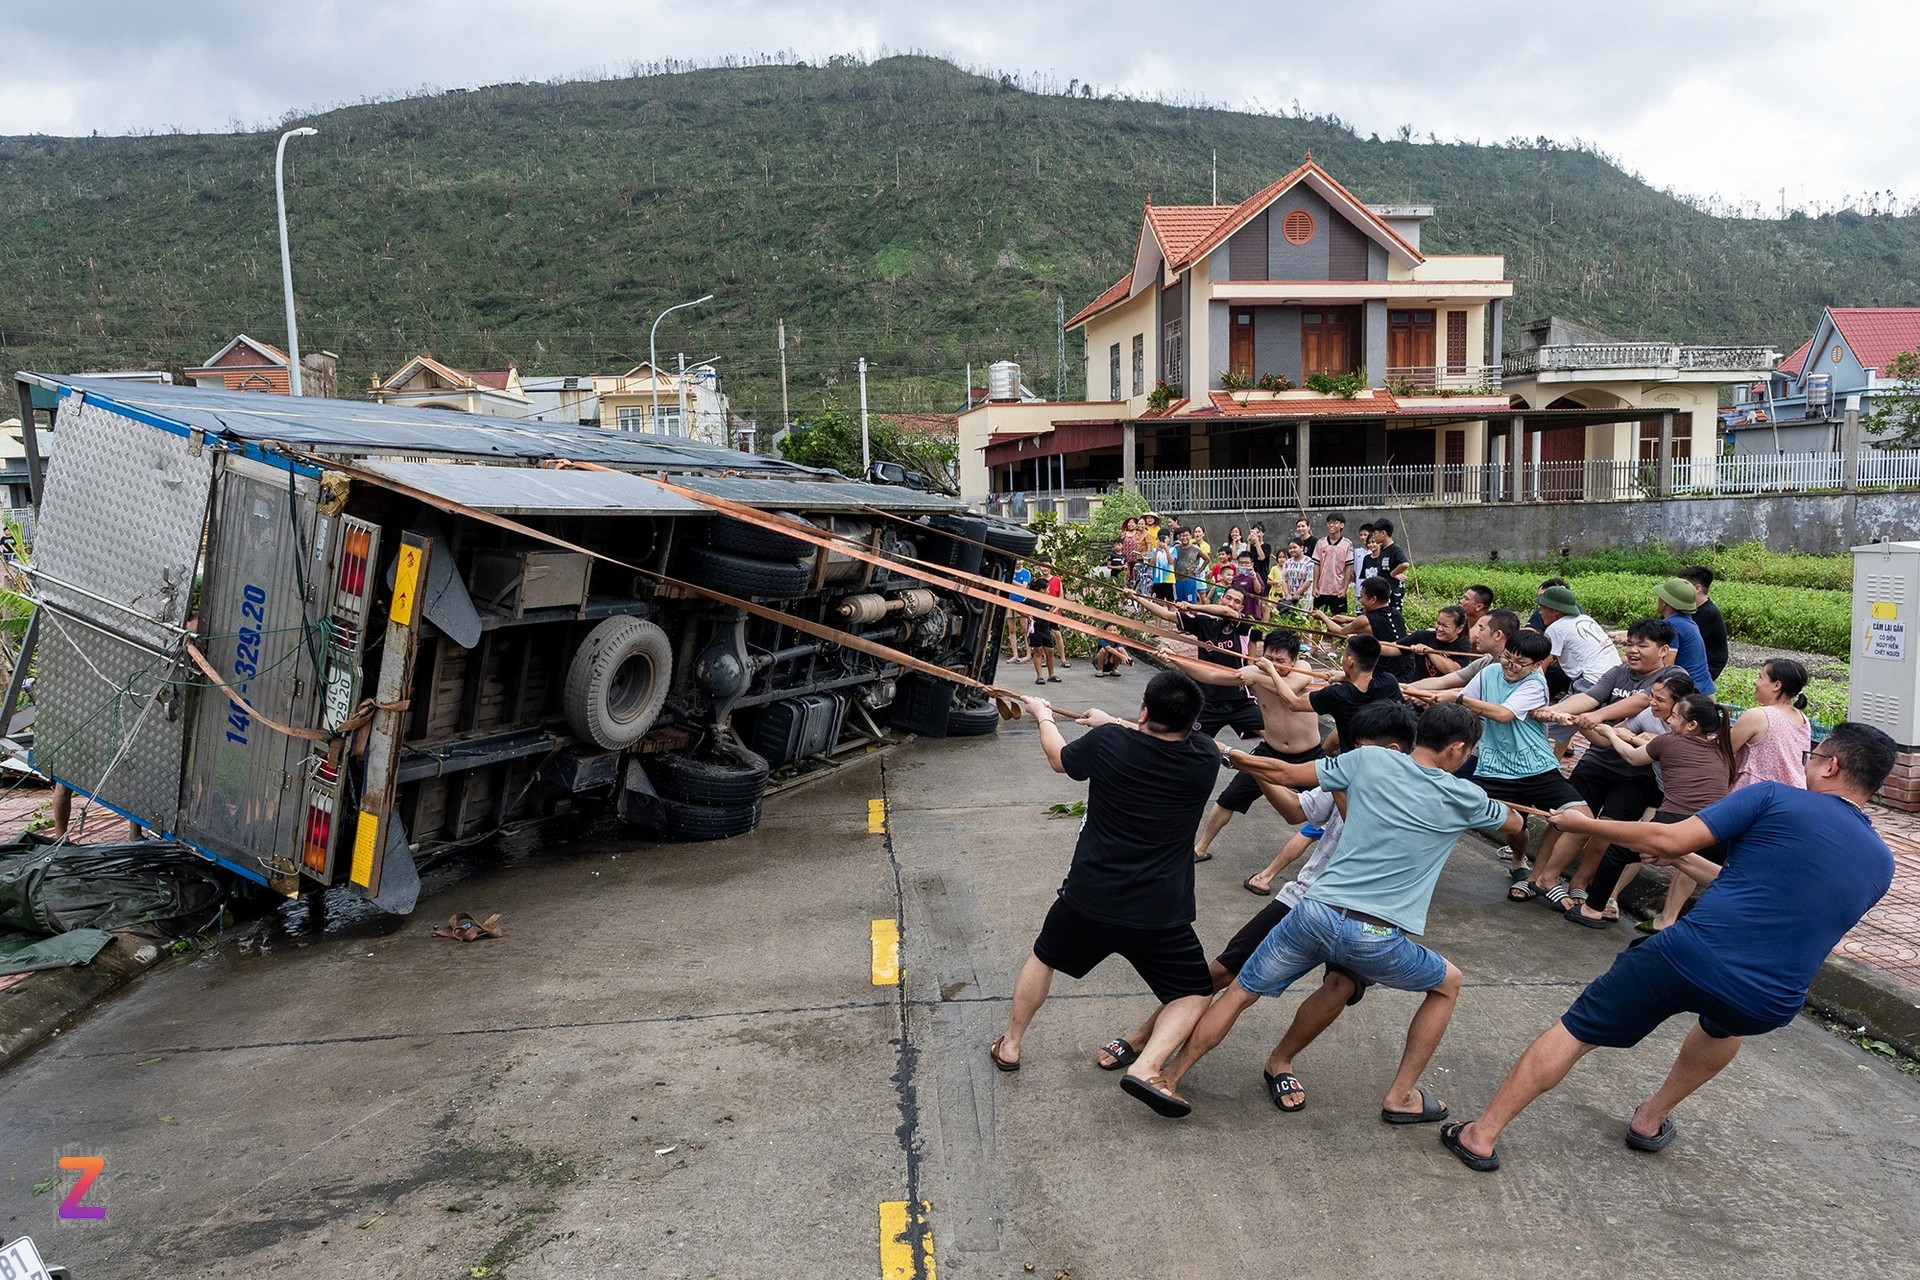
[275,126,319,396]
[648,294,713,432]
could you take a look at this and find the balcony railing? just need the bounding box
[1503,343,1778,377]
[987,488,1104,521]
[1129,449,1920,512]
[1383,365,1504,394]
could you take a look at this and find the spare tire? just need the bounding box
[981,519,1039,557]
[645,740,772,806]
[708,511,817,561]
[673,544,813,599]
[652,797,763,841]
[564,615,673,749]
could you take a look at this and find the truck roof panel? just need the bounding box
[675,475,962,511]
[360,461,713,516]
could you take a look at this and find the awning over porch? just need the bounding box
[982,421,1124,467]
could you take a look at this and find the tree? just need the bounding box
[1865,349,1920,447]
[778,404,958,493]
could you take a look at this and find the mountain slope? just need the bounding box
[4,55,1918,424]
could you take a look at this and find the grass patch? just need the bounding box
[1502,540,1852,593]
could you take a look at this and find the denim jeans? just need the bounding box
[1236,898,1449,998]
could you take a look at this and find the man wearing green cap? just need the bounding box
[1535,585,1620,698]
[1645,578,1714,695]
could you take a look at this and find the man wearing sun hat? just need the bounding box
[1651,577,1715,695]
[1535,584,1621,698]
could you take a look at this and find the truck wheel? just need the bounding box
[946,699,1002,737]
[674,544,813,599]
[708,512,816,561]
[645,741,772,806]
[653,796,763,841]
[981,519,1039,557]
[564,615,673,749]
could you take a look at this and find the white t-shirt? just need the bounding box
[1349,545,1370,589]
[1278,788,1345,907]
[1546,614,1621,686]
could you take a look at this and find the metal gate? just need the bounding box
[29,397,216,832]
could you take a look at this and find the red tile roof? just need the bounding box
[1065,273,1135,329]
[1775,339,1812,377]
[876,412,957,437]
[1829,308,1920,374]
[467,370,514,390]
[1147,205,1237,264]
[1173,160,1423,271]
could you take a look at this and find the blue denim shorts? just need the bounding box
[1236,898,1450,999]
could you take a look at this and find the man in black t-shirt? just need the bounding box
[1361,519,1411,611]
[1140,589,1266,740]
[1679,566,1729,681]
[1311,578,1415,682]
[990,672,1221,1119]
[1404,605,1476,680]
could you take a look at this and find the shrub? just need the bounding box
[1303,367,1366,398]
[1146,380,1176,412]
[1256,371,1293,392]
[1219,369,1252,392]
[1407,564,1852,656]
[1715,666,1848,728]
[1503,540,1851,592]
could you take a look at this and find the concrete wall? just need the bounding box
[1160,492,1920,559]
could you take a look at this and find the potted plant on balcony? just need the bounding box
[1256,372,1293,392]
[1219,369,1252,392]
[1146,379,1177,413]
[1304,367,1367,399]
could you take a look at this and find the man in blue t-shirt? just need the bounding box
[1651,577,1714,694]
[1151,704,1521,1122]
[1440,722,1898,1173]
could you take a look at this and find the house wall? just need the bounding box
[1081,288,1155,410]
[1253,306,1301,384]
[956,400,1125,501]
[1228,211,1269,280]
[1268,187,1334,279]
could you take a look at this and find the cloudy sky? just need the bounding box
[5,0,1916,213]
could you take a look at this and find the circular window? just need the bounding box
[1831,345,1844,364]
[1282,209,1315,245]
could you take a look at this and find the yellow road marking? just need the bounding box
[878,1200,934,1278]
[871,918,900,986]
[868,797,887,834]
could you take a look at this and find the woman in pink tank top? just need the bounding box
[1731,658,1813,790]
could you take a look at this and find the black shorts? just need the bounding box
[1569,754,1663,821]
[1215,899,1370,1006]
[1216,741,1325,814]
[1312,593,1347,612]
[1196,697,1266,740]
[1151,582,1176,601]
[1032,896,1213,1004]
[1473,769,1586,812]
[1029,624,1056,648]
[1560,936,1787,1048]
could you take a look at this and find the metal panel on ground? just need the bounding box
[359,461,709,515]
[674,476,963,512]
[177,459,327,881]
[30,397,215,651]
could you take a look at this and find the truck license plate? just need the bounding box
[0,1236,50,1278]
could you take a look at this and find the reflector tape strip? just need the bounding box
[349,811,379,887]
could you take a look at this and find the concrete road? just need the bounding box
[3,664,1919,1278]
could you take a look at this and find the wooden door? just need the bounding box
[1533,425,1586,500]
[1229,308,1255,379]
[1301,309,1353,378]
[1387,310,1436,385]
[1443,429,1466,493]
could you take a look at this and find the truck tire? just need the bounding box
[981,519,1039,557]
[708,512,816,561]
[653,796,763,841]
[644,741,772,806]
[674,544,813,599]
[564,615,673,749]
[946,699,1002,737]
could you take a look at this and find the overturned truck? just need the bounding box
[18,376,1033,909]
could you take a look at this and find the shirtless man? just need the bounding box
[1174,629,1327,862]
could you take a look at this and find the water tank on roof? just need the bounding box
[1806,372,1832,417]
[987,361,1022,402]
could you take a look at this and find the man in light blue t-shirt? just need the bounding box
[1155,704,1521,1122]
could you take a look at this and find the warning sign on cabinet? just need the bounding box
[1866,618,1907,660]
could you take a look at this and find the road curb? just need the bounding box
[1804,953,1920,1059]
[0,932,169,1073]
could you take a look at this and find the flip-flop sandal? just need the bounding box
[1508,881,1545,903]
[1243,875,1272,896]
[1508,865,1532,882]
[1603,899,1621,921]
[1192,850,1213,863]
[1095,1038,1137,1071]
[988,1036,1020,1073]
[1381,1090,1449,1125]
[1264,1070,1306,1113]
[1120,1074,1192,1118]
[1625,1117,1676,1152]
[1536,884,1572,911]
[1563,903,1612,929]
[1440,1122,1500,1172]
[1048,676,1062,683]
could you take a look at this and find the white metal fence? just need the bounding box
[1134,449,1920,512]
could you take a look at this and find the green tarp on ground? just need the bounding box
[0,835,231,975]
[0,928,113,974]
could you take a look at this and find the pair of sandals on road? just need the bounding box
[1440,1114,1677,1173]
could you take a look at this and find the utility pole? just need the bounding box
[1212,149,1217,205]
[677,352,690,438]
[964,361,972,411]
[275,126,319,395]
[1055,295,1067,400]
[777,319,791,430]
[858,357,871,472]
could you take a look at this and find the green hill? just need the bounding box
[4,54,1919,424]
